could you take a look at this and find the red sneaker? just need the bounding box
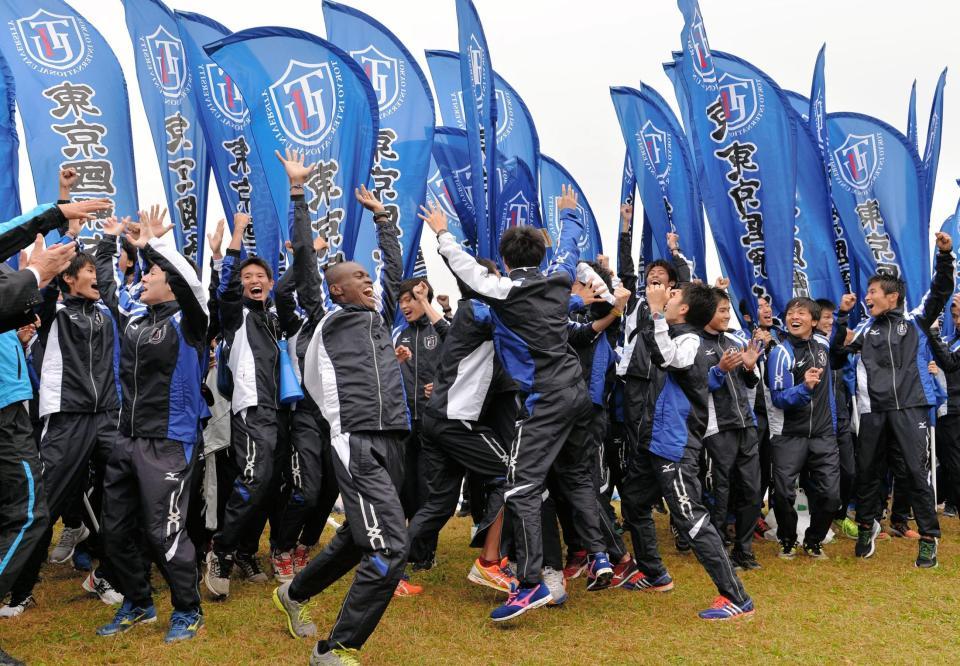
[293,544,310,574]
[394,576,423,597]
[563,550,588,580]
[610,556,639,588]
[270,551,294,582]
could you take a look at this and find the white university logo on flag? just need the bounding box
[144,26,187,99]
[833,133,882,192]
[269,60,339,147]
[204,63,249,126]
[15,9,90,72]
[350,44,402,113]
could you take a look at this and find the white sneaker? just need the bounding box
[0,595,36,618]
[82,571,124,605]
[541,567,567,606]
[49,524,90,564]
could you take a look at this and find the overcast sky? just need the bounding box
[14,0,960,292]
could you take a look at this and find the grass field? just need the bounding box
[4,510,960,665]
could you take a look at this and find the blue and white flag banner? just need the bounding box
[922,68,946,208]
[610,83,706,280]
[323,0,435,280]
[176,10,275,265]
[540,154,601,261]
[907,80,918,151]
[430,126,476,252]
[0,0,139,240]
[205,26,379,268]
[123,0,210,262]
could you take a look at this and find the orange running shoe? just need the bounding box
[467,558,517,593]
[394,576,423,597]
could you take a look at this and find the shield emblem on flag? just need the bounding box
[350,45,400,111]
[145,26,186,98]
[506,191,530,228]
[716,72,759,132]
[833,133,879,191]
[468,34,487,103]
[452,165,474,205]
[16,9,86,71]
[427,170,458,220]
[205,63,248,125]
[495,89,510,139]
[688,8,714,82]
[269,60,337,146]
[640,120,671,180]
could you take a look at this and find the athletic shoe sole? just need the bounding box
[467,567,511,594]
[272,587,306,639]
[915,560,939,569]
[97,615,157,637]
[203,574,229,600]
[700,609,756,622]
[586,570,614,591]
[857,522,881,559]
[490,593,553,622]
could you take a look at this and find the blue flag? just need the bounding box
[610,83,706,280]
[426,50,540,199]
[0,0,139,239]
[323,0,435,279]
[494,158,542,265]
[907,80,918,150]
[176,11,278,265]
[122,0,210,262]
[618,151,636,245]
[455,0,496,259]
[672,1,797,317]
[430,126,476,251]
[939,188,960,339]
[426,156,471,253]
[0,50,20,267]
[828,112,929,306]
[540,154,601,261]
[205,27,379,268]
[922,68,947,209]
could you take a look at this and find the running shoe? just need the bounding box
[585,552,614,591]
[310,645,360,665]
[467,558,517,594]
[293,544,310,574]
[541,567,567,605]
[489,583,552,622]
[95,600,157,636]
[562,550,587,579]
[889,522,921,539]
[49,524,89,564]
[273,582,317,638]
[836,517,859,540]
[802,541,828,560]
[0,596,35,619]
[393,575,423,597]
[916,537,938,569]
[204,551,232,598]
[778,540,797,559]
[610,555,639,588]
[753,517,770,541]
[164,609,204,643]
[270,551,295,583]
[698,595,755,621]
[730,550,762,571]
[624,571,674,592]
[82,570,123,605]
[944,504,958,518]
[410,556,436,572]
[236,552,269,583]
[855,520,881,559]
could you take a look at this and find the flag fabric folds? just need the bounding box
[540,154,601,261]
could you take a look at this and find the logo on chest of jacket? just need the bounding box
[149,326,167,344]
[424,335,438,351]
[817,350,827,366]
[897,322,908,336]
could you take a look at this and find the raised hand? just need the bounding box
[620,203,633,232]
[935,231,953,253]
[666,232,680,253]
[839,293,857,313]
[126,210,171,249]
[613,285,631,311]
[58,199,112,221]
[275,147,317,186]
[355,184,386,215]
[418,200,448,235]
[714,276,730,290]
[558,184,578,212]
[718,348,743,372]
[59,167,78,198]
[437,294,451,311]
[207,218,226,259]
[102,216,125,237]
[412,280,430,302]
[646,282,670,313]
[27,234,76,288]
[741,339,761,371]
[395,345,412,363]
[314,235,329,253]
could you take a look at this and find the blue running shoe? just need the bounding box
[96,599,157,636]
[585,552,614,591]
[164,609,204,643]
[489,583,552,622]
[698,595,755,621]
[624,570,675,592]
[72,549,93,572]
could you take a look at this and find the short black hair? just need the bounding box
[867,272,905,307]
[785,296,821,322]
[815,298,836,314]
[59,251,95,293]
[713,286,731,303]
[681,283,719,329]
[238,256,273,279]
[399,277,433,302]
[499,225,545,269]
[645,259,679,286]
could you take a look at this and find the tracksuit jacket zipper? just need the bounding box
[84,303,99,410]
